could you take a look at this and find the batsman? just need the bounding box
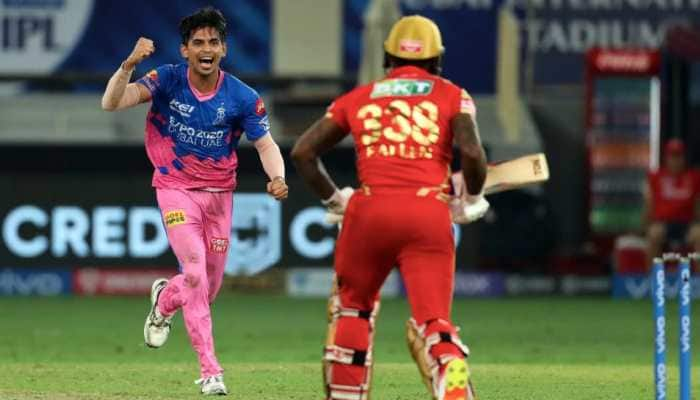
[292,15,487,400]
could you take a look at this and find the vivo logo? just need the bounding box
[680,271,691,306]
[656,363,667,399]
[623,278,649,299]
[0,269,67,296]
[454,274,495,295]
[680,316,691,353]
[655,270,665,306]
[656,316,666,354]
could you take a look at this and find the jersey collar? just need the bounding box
[187,67,225,102]
[385,66,431,79]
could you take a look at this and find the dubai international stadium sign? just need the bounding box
[510,0,700,83]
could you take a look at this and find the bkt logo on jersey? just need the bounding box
[169,99,195,118]
[371,79,434,98]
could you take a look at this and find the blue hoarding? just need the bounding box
[612,273,700,299]
[0,0,270,76]
[0,268,72,296]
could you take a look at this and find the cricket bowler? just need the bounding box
[100,7,287,395]
[292,15,487,400]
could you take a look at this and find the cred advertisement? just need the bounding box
[0,146,475,276]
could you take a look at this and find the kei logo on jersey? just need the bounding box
[169,99,195,118]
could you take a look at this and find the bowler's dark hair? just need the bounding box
[179,7,227,44]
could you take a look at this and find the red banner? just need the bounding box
[73,268,177,296]
[586,48,661,75]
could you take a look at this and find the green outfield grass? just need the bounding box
[0,294,698,399]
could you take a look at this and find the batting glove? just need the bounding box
[450,193,490,224]
[323,187,355,224]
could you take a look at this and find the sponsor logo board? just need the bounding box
[73,268,177,296]
[286,268,400,298]
[0,268,72,296]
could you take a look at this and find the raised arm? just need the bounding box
[452,113,486,195]
[101,37,155,111]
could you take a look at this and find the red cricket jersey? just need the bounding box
[648,168,700,223]
[326,66,476,189]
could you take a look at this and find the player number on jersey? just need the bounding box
[357,100,440,147]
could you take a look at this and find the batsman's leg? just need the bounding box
[323,200,394,400]
[399,222,475,400]
[324,274,382,399]
[405,317,473,400]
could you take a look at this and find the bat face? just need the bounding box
[450,153,550,196]
[483,153,550,195]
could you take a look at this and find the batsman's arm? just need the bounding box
[101,37,154,111]
[291,118,347,200]
[452,113,487,195]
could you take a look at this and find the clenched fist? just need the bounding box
[267,176,288,201]
[123,37,155,71]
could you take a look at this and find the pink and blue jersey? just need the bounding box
[137,63,270,190]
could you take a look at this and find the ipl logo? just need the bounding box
[0,0,95,75]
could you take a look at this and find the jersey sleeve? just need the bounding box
[457,88,477,117]
[136,64,175,100]
[324,92,352,132]
[241,89,271,141]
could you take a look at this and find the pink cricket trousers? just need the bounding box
[155,188,233,378]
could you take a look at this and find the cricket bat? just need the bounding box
[481,152,550,195]
[326,153,550,224]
